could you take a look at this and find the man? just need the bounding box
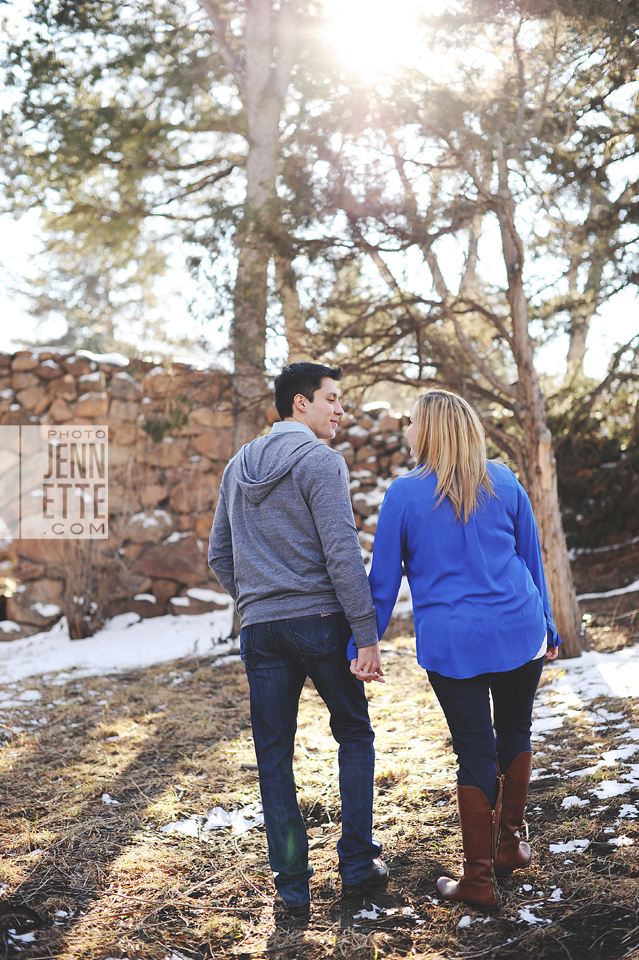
[208,362,387,917]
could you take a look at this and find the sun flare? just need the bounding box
[325,0,431,76]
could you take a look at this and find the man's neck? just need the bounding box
[284,414,318,438]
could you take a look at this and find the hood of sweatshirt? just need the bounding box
[233,432,321,504]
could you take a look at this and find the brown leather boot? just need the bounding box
[494,751,532,878]
[436,785,500,909]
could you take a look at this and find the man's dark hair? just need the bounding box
[273,362,343,420]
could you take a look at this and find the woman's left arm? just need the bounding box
[514,481,562,648]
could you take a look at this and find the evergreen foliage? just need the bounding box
[1,0,248,350]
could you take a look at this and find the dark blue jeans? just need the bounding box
[240,612,381,906]
[427,656,544,809]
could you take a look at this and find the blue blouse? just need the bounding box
[350,461,561,679]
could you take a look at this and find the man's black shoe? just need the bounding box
[273,892,311,918]
[342,858,389,896]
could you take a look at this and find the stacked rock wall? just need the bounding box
[0,349,235,639]
[3,351,636,642]
[328,405,415,637]
[0,354,414,641]
[328,406,412,561]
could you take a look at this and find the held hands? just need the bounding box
[350,642,385,684]
[351,641,557,676]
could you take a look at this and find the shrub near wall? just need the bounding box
[0,349,234,639]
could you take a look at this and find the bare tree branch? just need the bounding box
[199,0,246,93]
[453,299,513,346]
[150,165,241,208]
[568,334,639,437]
[423,248,520,399]
[481,416,524,468]
[387,131,419,221]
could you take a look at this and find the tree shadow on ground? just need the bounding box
[0,658,252,958]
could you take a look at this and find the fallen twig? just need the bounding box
[610,608,639,622]
[234,836,267,898]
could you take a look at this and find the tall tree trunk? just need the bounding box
[566,320,589,375]
[565,294,602,383]
[496,147,583,657]
[233,235,270,450]
[232,0,280,450]
[275,254,312,362]
[459,218,480,296]
[200,0,297,452]
[564,190,605,382]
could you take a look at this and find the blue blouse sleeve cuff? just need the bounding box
[347,636,358,661]
[546,622,562,647]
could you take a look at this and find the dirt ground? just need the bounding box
[1,596,639,960]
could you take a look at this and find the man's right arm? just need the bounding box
[305,450,378,648]
[208,487,237,601]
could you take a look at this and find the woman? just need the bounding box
[351,390,560,909]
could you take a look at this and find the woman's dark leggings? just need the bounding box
[427,657,544,809]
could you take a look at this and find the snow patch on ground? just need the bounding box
[161,803,264,838]
[561,796,589,809]
[352,903,416,924]
[577,579,639,601]
[530,641,639,811]
[518,907,550,925]
[0,604,235,683]
[531,715,564,735]
[542,644,639,702]
[609,834,634,847]
[590,781,631,799]
[8,930,37,943]
[548,839,590,854]
[354,904,385,921]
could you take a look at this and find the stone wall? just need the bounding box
[0,352,416,642]
[4,353,624,643]
[327,405,413,561]
[0,349,236,639]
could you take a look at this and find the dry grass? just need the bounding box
[0,607,638,959]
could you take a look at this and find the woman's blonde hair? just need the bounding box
[412,390,494,522]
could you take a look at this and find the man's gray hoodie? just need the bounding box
[208,422,378,647]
